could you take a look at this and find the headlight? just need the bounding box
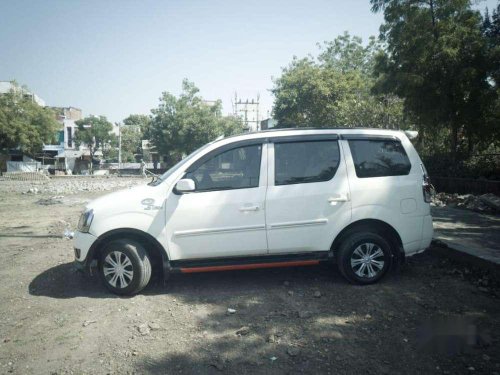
[77,209,94,233]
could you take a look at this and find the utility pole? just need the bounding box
[116,122,122,168]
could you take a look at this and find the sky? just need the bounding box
[0,0,497,123]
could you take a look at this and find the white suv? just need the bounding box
[74,128,433,295]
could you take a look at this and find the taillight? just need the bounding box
[421,163,433,203]
[423,178,432,203]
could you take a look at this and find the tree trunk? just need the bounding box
[429,0,439,40]
[89,147,94,175]
[450,125,458,161]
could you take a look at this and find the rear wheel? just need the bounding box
[99,239,152,295]
[337,231,392,284]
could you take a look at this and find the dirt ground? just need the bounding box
[0,177,499,375]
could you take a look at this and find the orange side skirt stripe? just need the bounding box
[180,260,320,273]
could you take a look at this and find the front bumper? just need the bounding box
[73,231,97,268]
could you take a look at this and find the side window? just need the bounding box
[274,140,340,185]
[185,144,262,191]
[348,139,411,178]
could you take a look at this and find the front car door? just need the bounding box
[265,134,352,254]
[165,140,268,260]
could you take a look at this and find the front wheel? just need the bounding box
[337,231,392,284]
[99,240,152,295]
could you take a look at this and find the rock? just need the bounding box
[365,314,372,319]
[298,311,312,319]
[313,291,321,298]
[482,354,490,361]
[267,334,277,343]
[288,290,294,296]
[82,320,96,327]
[236,326,250,336]
[148,322,161,331]
[137,323,150,335]
[209,357,225,371]
[468,366,475,371]
[227,308,236,314]
[479,193,500,212]
[270,356,277,362]
[478,287,490,293]
[3,337,11,343]
[287,347,300,357]
[132,350,138,356]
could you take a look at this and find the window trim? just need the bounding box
[270,134,339,144]
[348,138,412,178]
[183,140,264,193]
[340,134,399,141]
[273,139,341,186]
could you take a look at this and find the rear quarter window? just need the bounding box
[348,139,411,178]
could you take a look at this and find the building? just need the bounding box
[41,107,93,173]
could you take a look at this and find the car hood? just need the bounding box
[86,183,166,214]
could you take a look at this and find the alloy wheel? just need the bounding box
[103,251,134,288]
[350,242,385,278]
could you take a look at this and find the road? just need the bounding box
[0,178,498,374]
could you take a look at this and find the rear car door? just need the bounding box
[265,134,352,254]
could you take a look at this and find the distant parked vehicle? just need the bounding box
[73,128,433,295]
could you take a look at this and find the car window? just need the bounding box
[274,140,340,185]
[348,139,411,178]
[185,144,262,191]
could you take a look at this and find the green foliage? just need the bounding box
[272,33,410,129]
[0,83,59,156]
[317,31,382,75]
[123,114,152,140]
[150,79,244,165]
[120,125,142,162]
[121,114,152,162]
[75,116,116,169]
[371,0,499,157]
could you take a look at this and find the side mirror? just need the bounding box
[174,178,196,194]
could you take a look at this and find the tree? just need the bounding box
[123,114,152,140]
[370,0,498,157]
[317,31,382,75]
[0,83,59,156]
[121,114,152,162]
[150,79,244,165]
[75,116,115,173]
[272,34,410,129]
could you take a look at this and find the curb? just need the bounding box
[430,239,500,277]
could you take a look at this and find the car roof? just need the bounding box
[217,127,408,146]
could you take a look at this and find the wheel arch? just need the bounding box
[331,219,404,263]
[87,228,169,278]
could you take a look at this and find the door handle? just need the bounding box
[328,194,350,203]
[239,205,260,212]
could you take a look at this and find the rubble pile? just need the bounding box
[0,176,146,196]
[431,192,500,214]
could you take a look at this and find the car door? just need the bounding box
[165,140,268,260]
[265,134,352,254]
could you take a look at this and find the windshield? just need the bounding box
[149,142,214,186]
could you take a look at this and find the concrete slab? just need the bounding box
[432,206,500,265]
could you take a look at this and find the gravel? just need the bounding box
[0,176,146,196]
[431,192,500,214]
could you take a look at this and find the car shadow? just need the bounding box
[28,261,352,299]
[28,262,115,299]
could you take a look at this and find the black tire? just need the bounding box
[99,239,152,295]
[337,231,392,285]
